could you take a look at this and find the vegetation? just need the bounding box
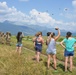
[0,36,76,75]
[22,36,76,65]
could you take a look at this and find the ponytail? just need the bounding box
[66,32,72,39]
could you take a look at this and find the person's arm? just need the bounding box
[33,42,35,47]
[74,39,76,48]
[46,39,49,45]
[41,38,44,44]
[55,28,60,41]
[40,37,44,44]
[60,41,66,49]
[32,37,36,47]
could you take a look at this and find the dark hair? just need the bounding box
[16,32,22,42]
[47,32,51,36]
[51,32,55,37]
[66,32,72,39]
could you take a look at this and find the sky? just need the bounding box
[0,0,76,32]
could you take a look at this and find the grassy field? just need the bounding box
[0,36,76,75]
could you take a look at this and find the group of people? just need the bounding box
[0,31,11,45]
[32,28,76,72]
[16,28,76,72]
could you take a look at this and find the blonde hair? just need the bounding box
[35,32,42,37]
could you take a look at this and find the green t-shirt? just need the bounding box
[63,38,76,51]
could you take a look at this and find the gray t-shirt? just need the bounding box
[46,38,56,54]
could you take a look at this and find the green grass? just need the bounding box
[22,36,76,66]
[0,36,76,75]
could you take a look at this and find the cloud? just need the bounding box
[0,1,76,32]
[0,2,27,24]
[62,22,76,31]
[29,9,56,25]
[0,2,59,26]
[72,0,76,8]
[60,12,76,20]
[60,0,76,20]
[0,2,8,9]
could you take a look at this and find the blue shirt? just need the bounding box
[63,38,76,51]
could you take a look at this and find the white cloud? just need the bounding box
[63,22,76,31]
[0,2,59,26]
[59,0,76,21]
[60,12,76,20]
[0,2,8,9]
[0,1,76,32]
[29,9,56,25]
[72,0,76,8]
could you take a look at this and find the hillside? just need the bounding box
[0,21,76,36]
[0,21,56,35]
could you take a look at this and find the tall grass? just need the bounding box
[22,36,76,66]
[0,36,76,75]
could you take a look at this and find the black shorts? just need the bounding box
[35,44,42,52]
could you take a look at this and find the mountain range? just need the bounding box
[0,20,76,36]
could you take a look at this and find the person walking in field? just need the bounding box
[33,32,44,62]
[60,32,76,72]
[46,28,60,70]
[16,32,24,55]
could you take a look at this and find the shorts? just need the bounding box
[46,49,56,55]
[16,43,22,47]
[64,49,74,57]
[35,44,42,52]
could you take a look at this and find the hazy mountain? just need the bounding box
[0,21,76,36]
[0,21,35,35]
[0,21,54,35]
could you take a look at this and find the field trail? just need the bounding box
[23,46,76,69]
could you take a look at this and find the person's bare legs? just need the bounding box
[53,54,57,69]
[16,47,19,53]
[64,57,68,71]
[69,56,73,72]
[35,51,37,60]
[47,54,51,69]
[19,47,22,55]
[36,51,40,62]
